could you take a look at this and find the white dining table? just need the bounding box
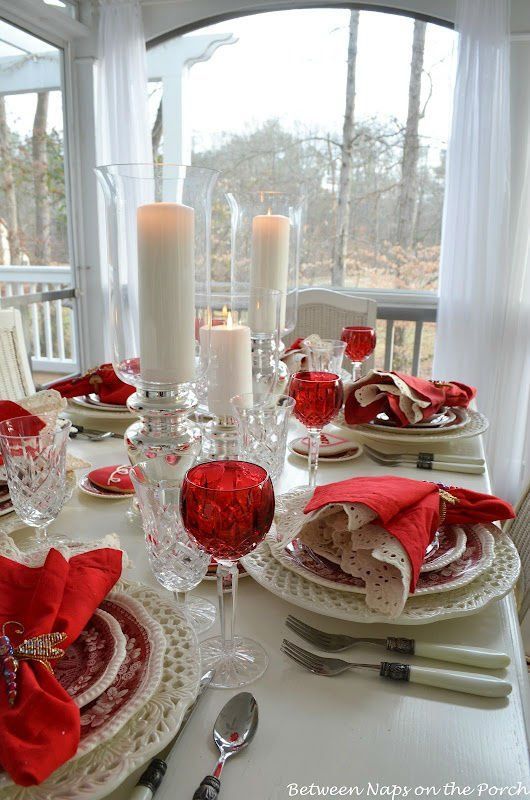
[39,408,530,799]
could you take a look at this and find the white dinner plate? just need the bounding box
[0,580,200,799]
[338,408,488,443]
[69,396,134,420]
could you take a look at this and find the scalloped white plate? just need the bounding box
[337,409,489,443]
[269,488,494,596]
[0,580,200,799]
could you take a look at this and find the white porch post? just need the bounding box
[147,33,237,166]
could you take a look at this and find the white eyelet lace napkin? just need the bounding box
[276,499,412,618]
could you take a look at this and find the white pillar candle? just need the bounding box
[200,314,253,418]
[137,202,196,384]
[250,212,290,331]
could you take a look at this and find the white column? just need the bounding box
[147,33,237,168]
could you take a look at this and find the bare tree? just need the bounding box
[32,91,51,264]
[332,9,359,286]
[396,19,426,250]
[0,96,22,264]
[152,98,162,161]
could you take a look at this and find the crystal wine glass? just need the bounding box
[302,338,346,374]
[288,371,344,489]
[131,461,216,635]
[341,325,376,381]
[0,414,71,548]
[180,460,275,689]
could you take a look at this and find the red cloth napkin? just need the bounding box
[0,547,122,785]
[49,364,133,406]
[304,476,514,589]
[344,371,476,426]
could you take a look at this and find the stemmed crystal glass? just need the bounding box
[341,326,376,381]
[180,460,275,688]
[302,338,346,374]
[131,460,216,635]
[288,372,344,489]
[230,393,295,483]
[0,414,71,548]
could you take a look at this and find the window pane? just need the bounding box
[149,9,455,295]
[0,19,78,382]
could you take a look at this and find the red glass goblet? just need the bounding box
[180,460,275,688]
[341,325,376,381]
[288,371,344,489]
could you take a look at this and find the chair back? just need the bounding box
[291,288,377,372]
[0,308,35,400]
[504,480,530,622]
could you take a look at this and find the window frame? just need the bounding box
[0,1,88,376]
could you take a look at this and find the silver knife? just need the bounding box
[129,669,214,799]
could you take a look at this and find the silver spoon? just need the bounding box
[192,692,258,799]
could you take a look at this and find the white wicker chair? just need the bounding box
[504,479,530,623]
[0,308,35,400]
[290,288,378,372]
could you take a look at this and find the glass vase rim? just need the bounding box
[0,414,71,439]
[94,162,220,178]
[225,188,304,198]
[183,459,271,492]
[302,337,346,349]
[210,287,282,299]
[342,325,376,332]
[230,392,295,410]
[290,371,342,383]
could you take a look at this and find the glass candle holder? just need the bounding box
[198,287,281,460]
[227,190,304,391]
[95,163,219,480]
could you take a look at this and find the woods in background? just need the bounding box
[0,89,67,267]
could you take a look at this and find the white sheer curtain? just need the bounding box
[96,0,151,358]
[433,0,529,501]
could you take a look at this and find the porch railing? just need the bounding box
[0,269,438,378]
[0,265,78,374]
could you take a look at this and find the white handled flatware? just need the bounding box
[364,446,485,474]
[364,444,485,466]
[285,616,510,669]
[282,640,512,698]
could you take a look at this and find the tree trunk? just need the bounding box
[0,96,22,264]
[32,91,51,264]
[152,98,162,161]
[396,19,426,250]
[332,9,359,287]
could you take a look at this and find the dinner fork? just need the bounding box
[363,443,485,466]
[285,615,510,669]
[363,446,485,475]
[281,640,511,698]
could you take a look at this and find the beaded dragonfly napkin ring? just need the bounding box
[0,621,66,706]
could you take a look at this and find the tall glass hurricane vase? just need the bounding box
[95,163,219,480]
[198,287,282,460]
[181,460,275,688]
[227,190,304,390]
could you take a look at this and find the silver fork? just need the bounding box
[363,446,484,475]
[363,443,485,466]
[280,639,511,698]
[285,615,510,669]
